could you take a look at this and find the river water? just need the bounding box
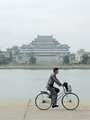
[0,69,90,98]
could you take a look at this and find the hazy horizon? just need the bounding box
[0,0,90,53]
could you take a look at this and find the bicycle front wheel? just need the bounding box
[62,93,79,110]
[35,92,51,110]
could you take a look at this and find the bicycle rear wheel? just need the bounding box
[35,92,51,110]
[61,93,79,110]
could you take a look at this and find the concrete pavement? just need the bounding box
[0,98,90,120]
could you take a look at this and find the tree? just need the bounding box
[9,50,13,62]
[63,55,70,65]
[29,52,34,58]
[29,52,36,65]
[29,57,36,65]
[0,55,9,65]
[81,54,89,64]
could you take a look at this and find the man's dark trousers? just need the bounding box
[47,85,60,106]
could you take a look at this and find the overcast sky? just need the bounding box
[0,0,90,53]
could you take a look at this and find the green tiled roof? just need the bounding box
[35,35,54,41]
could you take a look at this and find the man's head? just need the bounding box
[53,68,59,74]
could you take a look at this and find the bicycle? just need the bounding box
[35,84,79,110]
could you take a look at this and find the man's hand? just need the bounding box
[60,83,63,87]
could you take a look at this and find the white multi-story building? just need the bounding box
[19,35,70,66]
[75,49,86,62]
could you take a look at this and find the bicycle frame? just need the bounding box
[57,86,68,101]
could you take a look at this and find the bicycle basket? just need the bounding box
[68,85,72,92]
[63,82,68,92]
[63,82,72,92]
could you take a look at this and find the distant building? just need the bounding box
[75,49,86,62]
[7,46,20,62]
[19,35,70,66]
[87,52,90,57]
[70,53,75,63]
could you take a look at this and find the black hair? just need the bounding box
[53,68,59,73]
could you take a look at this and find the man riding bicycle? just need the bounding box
[46,68,63,108]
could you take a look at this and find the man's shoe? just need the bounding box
[52,105,59,108]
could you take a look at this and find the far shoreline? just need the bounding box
[0,65,90,69]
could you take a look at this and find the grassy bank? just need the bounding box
[0,64,90,69]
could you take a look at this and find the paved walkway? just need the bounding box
[0,98,90,120]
